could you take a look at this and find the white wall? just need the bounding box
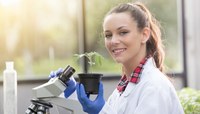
[184,0,200,89]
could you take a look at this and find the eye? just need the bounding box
[119,31,128,36]
[104,33,112,39]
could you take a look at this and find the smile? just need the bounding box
[112,48,126,55]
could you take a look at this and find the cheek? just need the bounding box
[104,40,110,50]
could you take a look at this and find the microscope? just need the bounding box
[25,65,76,114]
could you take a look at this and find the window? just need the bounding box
[0,0,183,80]
[0,0,79,79]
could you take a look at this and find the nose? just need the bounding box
[110,35,120,45]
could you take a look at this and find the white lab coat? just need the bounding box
[99,58,184,114]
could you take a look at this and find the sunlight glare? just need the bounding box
[0,0,19,7]
[67,0,77,16]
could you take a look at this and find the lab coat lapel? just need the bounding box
[117,83,136,113]
[122,82,136,97]
[122,57,154,96]
[122,57,154,97]
[117,58,155,114]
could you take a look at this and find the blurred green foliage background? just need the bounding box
[0,0,181,79]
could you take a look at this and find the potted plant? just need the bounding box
[74,52,104,95]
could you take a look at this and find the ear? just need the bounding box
[141,27,150,44]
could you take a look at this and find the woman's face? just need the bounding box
[103,12,149,65]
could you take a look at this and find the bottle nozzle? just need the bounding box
[6,61,14,70]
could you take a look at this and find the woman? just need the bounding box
[50,1,184,114]
[75,2,184,114]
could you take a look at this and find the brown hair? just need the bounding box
[104,2,165,72]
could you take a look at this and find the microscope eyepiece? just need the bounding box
[59,65,75,84]
[32,65,76,99]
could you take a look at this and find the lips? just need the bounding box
[112,48,126,55]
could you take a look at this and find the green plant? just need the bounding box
[177,88,200,114]
[74,52,104,94]
[74,52,104,71]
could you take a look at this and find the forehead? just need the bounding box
[103,12,137,31]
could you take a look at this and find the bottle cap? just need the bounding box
[6,61,14,70]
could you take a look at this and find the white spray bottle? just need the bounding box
[3,61,17,114]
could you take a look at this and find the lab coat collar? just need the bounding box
[121,82,136,97]
[121,57,155,97]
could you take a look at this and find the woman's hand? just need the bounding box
[76,81,105,114]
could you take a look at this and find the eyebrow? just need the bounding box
[117,26,127,30]
[104,26,127,32]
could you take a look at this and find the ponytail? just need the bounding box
[132,2,165,72]
[138,3,165,72]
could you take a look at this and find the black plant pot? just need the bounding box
[78,73,103,94]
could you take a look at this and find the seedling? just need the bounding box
[74,51,104,70]
[74,51,104,94]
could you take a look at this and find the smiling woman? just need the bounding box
[85,0,182,74]
[103,12,149,68]
[75,2,184,114]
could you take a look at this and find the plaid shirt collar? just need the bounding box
[117,56,150,92]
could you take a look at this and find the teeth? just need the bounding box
[113,48,125,53]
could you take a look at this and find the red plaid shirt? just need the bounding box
[117,57,149,93]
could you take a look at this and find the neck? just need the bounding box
[122,45,146,78]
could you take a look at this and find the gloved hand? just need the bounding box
[49,68,76,98]
[76,81,105,114]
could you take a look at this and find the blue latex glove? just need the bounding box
[76,82,105,114]
[49,68,76,98]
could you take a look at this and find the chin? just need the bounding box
[113,58,123,64]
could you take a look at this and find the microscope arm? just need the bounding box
[40,97,85,114]
[32,77,66,98]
